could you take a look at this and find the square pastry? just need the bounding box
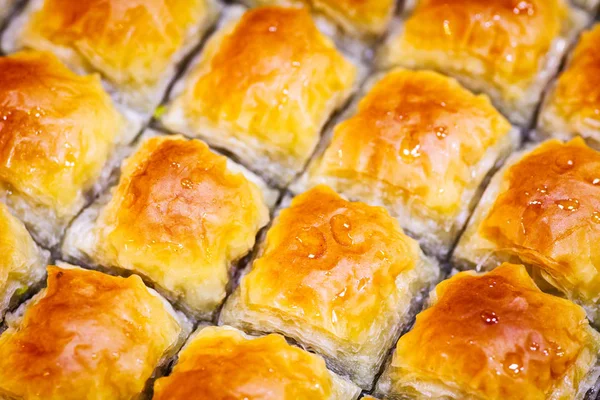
[0,51,137,248]
[152,325,361,400]
[0,202,49,322]
[220,185,440,389]
[2,0,220,114]
[454,138,600,326]
[241,0,397,40]
[161,5,359,187]
[375,263,600,400]
[537,24,600,147]
[295,68,519,258]
[0,264,191,400]
[62,132,276,320]
[378,0,588,126]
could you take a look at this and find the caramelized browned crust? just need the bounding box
[0,202,46,319]
[480,138,600,301]
[0,51,123,218]
[96,136,269,314]
[176,6,356,172]
[386,263,599,399]
[21,0,212,87]
[385,0,566,86]
[544,24,600,136]
[153,327,334,400]
[251,0,395,36]
[0,266,183,400]
[239,185,420,343]
[312,69,511,215]
[312,0,395,35]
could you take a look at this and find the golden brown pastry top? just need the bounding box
[0,266,183,400]
[240,185,421,344]
[547,24,600,131]
[480,138,600,301]
[389,263,598,400]
[153,326,333,400]
[0,202,43,308]
[255,0,395,36]
[311,0,395,35]
[314,69,511,215]
[0,203,42,283]
[395,0,567,86]
[181,6,356,162]
[22,0,210,87]
[97,135,269,312]
[0,51,123,218]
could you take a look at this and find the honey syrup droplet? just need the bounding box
[480,310,499,325]
[555,198,579,212]
[180,178,194,189]
[295,227,326,259]
[330,214,353,246]
[503,352,524,377]
[554,154,575,172]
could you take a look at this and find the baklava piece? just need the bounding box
[2,0,220,113]
[454,138,600,325]
[538,24,600,146]
[0,51,132,247]
[298,68,518,257]
[243,0,396,39]
[378,0,588,125]
[376,263,600,400]
[152,325,361,400]
[0,264,190,400]
[221,185,439,389]
[0,202,49,322]
[161,6,358,186]
[63,133,274,320]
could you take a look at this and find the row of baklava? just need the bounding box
[0,0,599,252]
[2,260,598,399]
[0,0,600,399]
[1,0,599,131]
[0,57,600,398]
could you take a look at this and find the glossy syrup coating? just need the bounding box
[96,136,270,315]
[311,69,511,215]
[178,6,356,169]
[0,266,184,400]
[383,0,566,90]
[249,0,395,36]
[386,263,600,400]
[0,51,124,219]
[311,0,395,36]
[543,24,600,138]
[0,202,46,318]
[153,326,334,400]
[239,185,421,344]
[480,138,600,302]
[21,0,211,88]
